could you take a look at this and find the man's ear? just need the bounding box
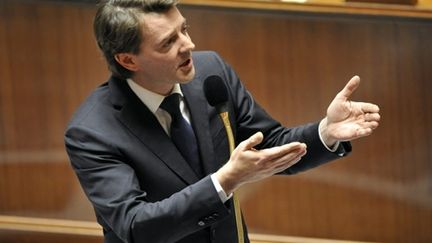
[114,53,139,72]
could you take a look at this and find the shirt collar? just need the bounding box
[126,78,183,114]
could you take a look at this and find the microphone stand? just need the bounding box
[204,75,244,243]
[219,111,244,243]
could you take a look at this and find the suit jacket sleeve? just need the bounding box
[201,51,351,174]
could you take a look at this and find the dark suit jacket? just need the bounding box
[65,51,350,243]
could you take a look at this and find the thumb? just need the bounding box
[337,75,361,100]
[239,132,263,151]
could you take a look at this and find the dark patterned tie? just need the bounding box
[160,93,204,177]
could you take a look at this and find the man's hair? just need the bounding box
[94,0,178,79]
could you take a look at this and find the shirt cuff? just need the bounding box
[318,119,340,152]
[210,174,233,203]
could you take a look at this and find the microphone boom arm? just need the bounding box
[219,111,244,243]
[219,111,235,154]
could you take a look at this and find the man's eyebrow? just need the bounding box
[158,19,187,45]
[159,31,175,45]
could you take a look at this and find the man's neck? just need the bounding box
[130,76,175,96]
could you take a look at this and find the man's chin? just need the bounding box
[177,67,196,84]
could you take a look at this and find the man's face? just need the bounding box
[131,7,196,94]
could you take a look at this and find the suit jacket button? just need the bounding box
[198,221,205,227]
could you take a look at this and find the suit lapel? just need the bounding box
[109,77,199,185]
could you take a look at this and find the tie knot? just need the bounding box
[160,93,181,117]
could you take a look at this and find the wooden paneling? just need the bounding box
[0,1,105,221]
[183,6,432,242]
[0,216,373,243]
[180,0,432,19]
[346,0,418,6]
[1,1,431,242]
[182,6,432,243]
[0,231,102,243]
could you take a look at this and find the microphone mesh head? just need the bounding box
[203,75,228,107]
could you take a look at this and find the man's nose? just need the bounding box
[179,34,195,53]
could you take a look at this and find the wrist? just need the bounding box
[214,165,238,195]
[319,118,338,148]
[210,174,232,202]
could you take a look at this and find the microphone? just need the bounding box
[203,75,234,153]
[203,75,228,113]
[203,75,244,243]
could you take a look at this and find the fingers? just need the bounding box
[273,145,307,170]
[239,132,264,151]
[364,112,381,123]
[356,127,373,137]
[272,153,303,174]
[336,75,361,100]
[359,102,380,114]
[359,102,381,127]
[262,142,306,161]
[257,142,307,169]
[355,112,380,138]
[225,139,307,190]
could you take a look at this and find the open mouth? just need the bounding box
[179,58,191,68]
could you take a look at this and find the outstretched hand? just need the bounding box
[215,132,307,195]
[320,76,380,147]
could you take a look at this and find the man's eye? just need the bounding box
[163,38,176,47]
[182,24,190,34]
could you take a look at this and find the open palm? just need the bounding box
[324,76,380,142]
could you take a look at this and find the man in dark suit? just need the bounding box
[64,1,380,242]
